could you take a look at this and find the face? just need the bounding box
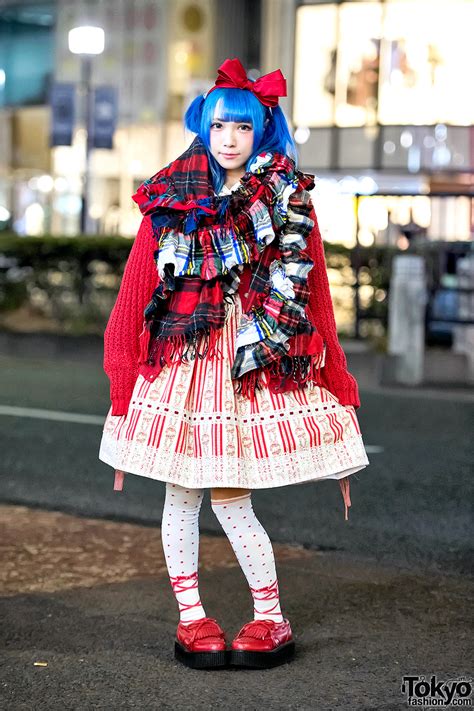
[209,114,254,171]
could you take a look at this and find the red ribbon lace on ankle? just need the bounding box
[169,571,202,613]
[249,578,281,617]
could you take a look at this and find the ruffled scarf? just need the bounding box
[132,135,326,400]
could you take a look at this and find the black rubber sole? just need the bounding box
[174,641,229,669]
[230,641,296,669]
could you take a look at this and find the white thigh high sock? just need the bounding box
[211,493,283,623]
[161,482,206,624]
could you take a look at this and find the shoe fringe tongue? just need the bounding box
[243,622,272,639]
[194,623,221,640]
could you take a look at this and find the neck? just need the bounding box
[224,167,245,188]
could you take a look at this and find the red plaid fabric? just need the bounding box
[132,136,326,400]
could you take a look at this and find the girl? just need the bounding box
[99,58,370,670]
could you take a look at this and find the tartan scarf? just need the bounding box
[132,135,326,400]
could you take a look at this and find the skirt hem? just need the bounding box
[98,441,370,490]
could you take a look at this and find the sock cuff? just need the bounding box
[210,493,251,506]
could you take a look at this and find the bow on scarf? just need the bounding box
[206,57,287,107]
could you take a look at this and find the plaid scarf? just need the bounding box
[132,135,326,400]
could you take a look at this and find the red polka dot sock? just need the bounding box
[210,493,284,623]
[161,482,206,624]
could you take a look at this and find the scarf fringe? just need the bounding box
[235,350,326,403]
[144,326,225,368]
[234,368,269,403]
[138,321,152,365]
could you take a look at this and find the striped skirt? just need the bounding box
[98,293,370,517]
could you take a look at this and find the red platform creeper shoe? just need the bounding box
[170,572,228,669]
[230,578,295,668]
[230,618,295,668]
[175,617,228,669]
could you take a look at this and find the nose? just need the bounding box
[223,127,237,147]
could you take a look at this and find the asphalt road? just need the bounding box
[2,512,472,710]
[0,353,472,577]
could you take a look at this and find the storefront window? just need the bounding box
[294,0,474,128]
[378,0,474,126]
[336,2,383,127]
[293,4,337,127]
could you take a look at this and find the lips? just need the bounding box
[220,153,238,158]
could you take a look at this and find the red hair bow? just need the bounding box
[206,57,287,108]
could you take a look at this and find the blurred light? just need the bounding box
[68,26,105,55]
[400,130,413,149]
[407,145,421,173]
[0,69,5,86]
[433,145,451,167]
[54,177,69,192]
[175,49,189,64]
[37,14,54,26]
[89,204,104,219]
[24,203,44,236]
[337,176,359,193]
[423,135,436,149]
[397,235,410,251]
[0,206,10,221]
[128,160,143,173]
[358,228,375,247]
[37,175,54,193]
[55,195,82,216]
[294,126,310,144]
[357,176,378,195]
[383,141,396,155]
[434,123,447,141]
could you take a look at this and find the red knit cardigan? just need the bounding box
[103,207,361,416]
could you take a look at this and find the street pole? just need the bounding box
[354,193,361,339]
[68,25,104,236]
[80,55,92,234]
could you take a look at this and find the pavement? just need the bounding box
[1,339,473,709]
[2,504,473,710]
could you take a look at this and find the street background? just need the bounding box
[1,0,474,708]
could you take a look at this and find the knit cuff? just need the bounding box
[321,371,361,409]
[334,384,361,409]
[111,398,131,416]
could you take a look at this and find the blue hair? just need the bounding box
[184,86,297,194]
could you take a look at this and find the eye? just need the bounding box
[211,121,222,129]
[239,124,252,131]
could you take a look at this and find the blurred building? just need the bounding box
[0,0,473,244]
[290,0,474,250]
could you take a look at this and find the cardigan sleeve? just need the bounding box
[103,216,158,416]
[306,203,361,409]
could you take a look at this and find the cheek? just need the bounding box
[209,132,221,157]
[240,132,254,153]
